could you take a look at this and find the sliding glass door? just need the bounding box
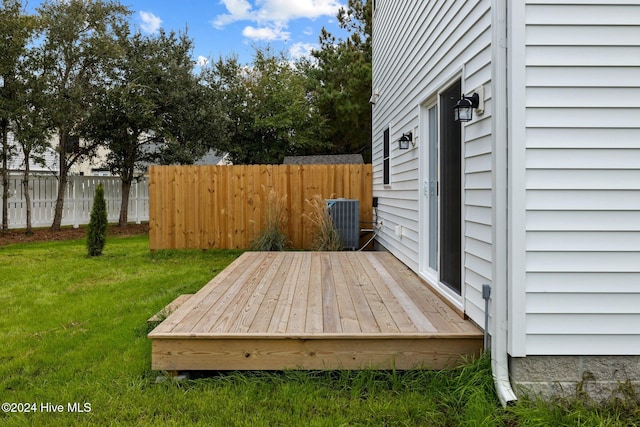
[421,80,462,295]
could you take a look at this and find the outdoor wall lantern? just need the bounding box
[454,92,480,122]
[398,132,413,150]
[369,89,380,105]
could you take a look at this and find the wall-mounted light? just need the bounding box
[454,92,480,122]
[454,86,485,122]
[398,132,413,150]
[369,89,380,105]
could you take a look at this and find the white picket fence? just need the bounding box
[1,174,149,229]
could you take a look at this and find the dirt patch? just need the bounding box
[0,223,149,246]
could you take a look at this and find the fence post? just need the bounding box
[0,178,4,229]
[72,176,78,228]
[134,179,140,224]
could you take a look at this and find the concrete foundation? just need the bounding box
[510,355,640,402]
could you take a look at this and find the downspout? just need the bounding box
[491,0,517,407]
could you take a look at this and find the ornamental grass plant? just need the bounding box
[305,194,343,251]
[249,188,291,251]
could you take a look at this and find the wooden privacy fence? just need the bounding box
[149,164,373,250]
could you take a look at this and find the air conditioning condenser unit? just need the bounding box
[326,199,360,250]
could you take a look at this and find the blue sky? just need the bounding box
[27,0,347,65]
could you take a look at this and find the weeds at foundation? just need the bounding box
[507,376,640,426]
[608,380,640,421]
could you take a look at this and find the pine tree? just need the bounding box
[87,183,108,256]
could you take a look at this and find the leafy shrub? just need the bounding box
[86,183,108,256]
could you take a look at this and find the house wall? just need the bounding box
[371,0,493,326]
[73,145,111,176]
[373,0,640,400]
[512,1,640,357]
[6,132,58,174]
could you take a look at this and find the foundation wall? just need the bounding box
[510,355,640,402]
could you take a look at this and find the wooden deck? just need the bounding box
[148,252,483,371]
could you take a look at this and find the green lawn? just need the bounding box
[0,236,637,426]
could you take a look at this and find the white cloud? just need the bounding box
[213,0,343,42]
[213,0,253,29]
[196,56,209,67]
[242,26,290,42]
[289,42,316,60]
[140,11,162,34]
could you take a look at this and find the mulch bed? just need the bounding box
[0,223,149,246]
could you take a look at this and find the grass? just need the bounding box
[0,236,638,426]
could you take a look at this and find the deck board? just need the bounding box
[267,252,303,334]
[346,252,399,333]
[330,253,361,333]
[286,253,311,334]
[168,252,265,333]
[339,253,379,333]
[321,254,341,333]
[305,253,323,333]
[149,251,483,371]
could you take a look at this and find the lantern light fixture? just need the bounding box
[454,92,480,122]
[398,132,413,150]
[369,89,380,105]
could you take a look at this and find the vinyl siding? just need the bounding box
[372,0,492,326]
[7,132,59,173]
[522,1,640,355]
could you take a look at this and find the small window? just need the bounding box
[383,128,390,185]
[66,135,80,153]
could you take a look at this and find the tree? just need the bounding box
[35,0,130,231]
[149,31,226,166]
[83,29,161,227]
[205,48,325,164]
[303,0,372,161]
[246,49,326,163]
[202,55,251,163]
[83,28,225,226]
[12,48,53,234]
[0,0,35,231]
[86,182,107,256]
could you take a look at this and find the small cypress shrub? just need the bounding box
[87,183,108,256]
